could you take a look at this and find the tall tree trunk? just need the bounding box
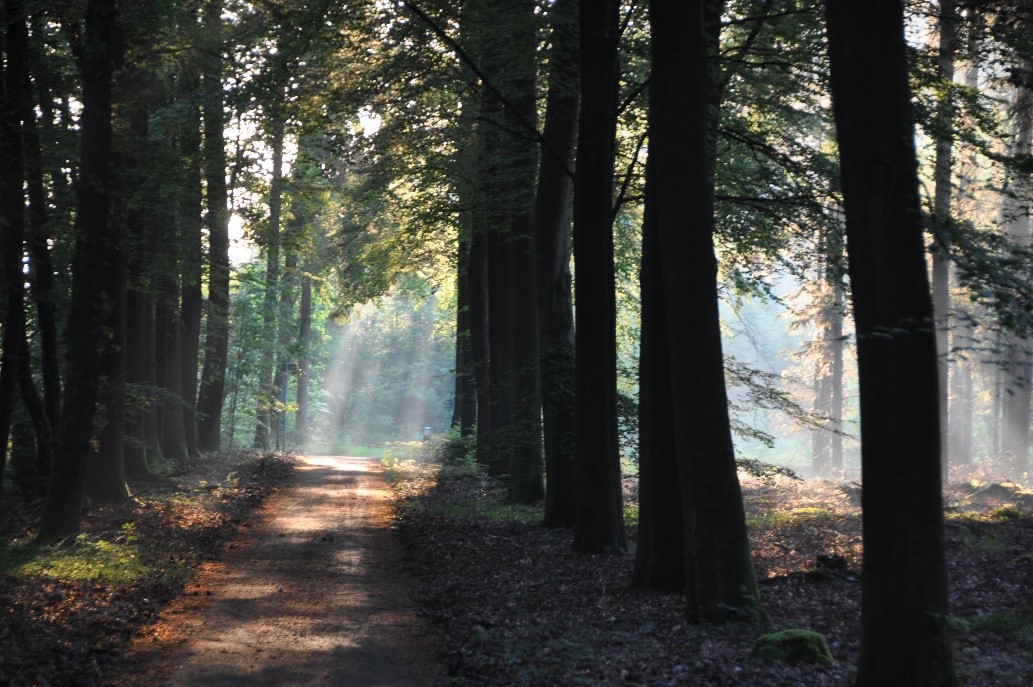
[572,0,624,553]
[830,263,845,474]
[196,0,231,453]
[86,231,129,502]
[451,224,477,436]
[469,227,493,466]
[1001,72,1032,480]
[631,148,684,589]
[17,338,52,497]
[646,0,761,622]
[158,268,190,464]
[295,263,313,439]
[272,244,297,449]
[931,0,958,476]
[180,100,204,458]
[252,115,285,451]
[38,0,119,542]
[23,15,61,431]
[537,0,579,529]
[0,0,29,499]
[825,2,957,684]
[122,94,162,478]
[949,33,981,468]
[475,0,543,502]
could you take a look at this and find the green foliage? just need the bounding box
[737,457,801,481]
[433,426,477,467]
[967,613,1033,640]
[753,629,835,667]
[993,506,1022,519]
[0,524,149,586]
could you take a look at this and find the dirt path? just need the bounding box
[118,456,446,686]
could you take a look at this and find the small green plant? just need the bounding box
[992,506,1022,519]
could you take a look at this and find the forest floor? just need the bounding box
[1,450,1031,686]
[389,457,1033,686]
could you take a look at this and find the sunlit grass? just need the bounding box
[747,506,836,527]
[0,524,150,586]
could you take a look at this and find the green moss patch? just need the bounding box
[754,629,834,667]
[0,524,149,586]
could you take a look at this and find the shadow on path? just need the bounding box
[118,456,446,686]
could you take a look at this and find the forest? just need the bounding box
[0,0,1032,685]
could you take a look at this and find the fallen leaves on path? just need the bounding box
[0,451,296,686]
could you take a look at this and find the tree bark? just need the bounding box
[197,0,231,453]
[180,99,205,458]
[931,0,958,476]
[631,149,684,589]
[451,224,477,436]
[571,0,625,554]
[38,0,120,542]
[22,10,61,431]
[86,229,129,502]
[825,2,957,684]
[536,0,579,529]
[0,0,29,499]
[295,262,314,439]
[647,0,760,622]
[1000,70,1032,480]
[252,115,286,451]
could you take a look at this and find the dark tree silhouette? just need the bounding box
[826,1,958,684]
[572,0,625,554]
[38,0,121,541]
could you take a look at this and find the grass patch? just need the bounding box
[0,524,149,586]
[748,507,835,527]
[967,613,1033,640]
[624,504,640,528]
[424,501,542,524]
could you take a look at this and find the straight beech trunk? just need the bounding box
[631,149,683,589]
[931,0,958,474]
[572,0,624,554]
[180,101,205,458]
[120,68,162,479]
[252,116,285,451]
[0,0,29,498]
[158,272,190,464]
[1000,75,1032,480]
[537,0,579,529]
[825,2,957,684]
[86,233,129,502]
[17,338,52,496]
[196,0,231,452]
[38,0,119,542]
[295,264,313,439]
[451,224,477,436]
[22,13,61,431]
[469,227,493,466]
[476,0,543,503]
[949,44,981,468]
[272,245,297,449]
[645,0,760,621]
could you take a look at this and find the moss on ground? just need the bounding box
[754,629,834,667]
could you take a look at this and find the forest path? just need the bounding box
[118,455,446,686]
